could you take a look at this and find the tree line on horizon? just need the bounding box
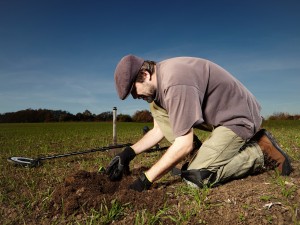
[0,109,299,123]
[267,112,300,120]
[0,109,153,123]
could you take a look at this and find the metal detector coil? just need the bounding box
[7,157,41,167]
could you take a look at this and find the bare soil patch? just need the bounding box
[50,162,300,224]
[51,168,171,217]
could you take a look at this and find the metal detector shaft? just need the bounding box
[39,143,168,161]
[38,143,131,161]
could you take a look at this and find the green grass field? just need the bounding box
[1,121,299,224]
[0,122,162,224]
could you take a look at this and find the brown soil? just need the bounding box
[50,162,300,224]
[51,168,172,217]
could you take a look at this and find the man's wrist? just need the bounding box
[121,146,136,162]
[143,172,153,183]
[128,172,152,192]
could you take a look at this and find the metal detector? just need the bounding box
[7,143,131,167]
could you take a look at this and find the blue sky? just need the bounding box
[0,0,299,117]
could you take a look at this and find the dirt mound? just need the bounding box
[51,169,174,217]
[50,163,300,224]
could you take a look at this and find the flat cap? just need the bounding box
[114,55,144,100]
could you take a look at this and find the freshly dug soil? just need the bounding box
[51,168,172,216]
[51,163,300,224]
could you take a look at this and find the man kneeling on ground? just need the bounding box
[106,55,293,192]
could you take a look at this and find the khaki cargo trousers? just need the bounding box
[150,102,264,187]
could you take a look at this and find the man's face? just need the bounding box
[131,73,156,103]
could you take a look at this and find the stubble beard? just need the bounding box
[144,83,156,103]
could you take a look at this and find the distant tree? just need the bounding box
[82,109,95,121]
[44,111,56,122]
[117,114,132,122]
[74,110,95,121]
[96,111,113,121]
[83,110,92,117]
[75,112,84,121]
[58,111,76,122]
[132,110,153,122]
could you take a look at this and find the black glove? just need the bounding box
[106,146,136,181]
[129,173,152,192]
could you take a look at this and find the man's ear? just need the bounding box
[144,71,151,81]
